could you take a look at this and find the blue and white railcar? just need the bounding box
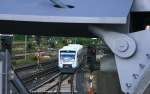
[58,44,86,73]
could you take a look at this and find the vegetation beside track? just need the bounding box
[12,35,102,66]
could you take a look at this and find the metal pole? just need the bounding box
[57,74,63,94]
[10,70,29,94]
[70,75,74,94]
[25,35,27,60]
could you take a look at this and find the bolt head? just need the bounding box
[116,40,129,52]
[146,54,150,59]
[139,64,145,69]
[132,74,139,79]
[126,83,132,88]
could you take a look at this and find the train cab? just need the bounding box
[58,44,86,73]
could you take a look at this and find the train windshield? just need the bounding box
[60,51,75,62]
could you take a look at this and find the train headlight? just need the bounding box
[59,63,63,68]
[72,63,76,68]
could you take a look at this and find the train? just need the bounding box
[58,44,87,73]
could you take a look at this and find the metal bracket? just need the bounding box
[90,26,150,94]
[90,26,136,58]
[115,29,150,94]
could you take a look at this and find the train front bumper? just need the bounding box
[60,64,76,73]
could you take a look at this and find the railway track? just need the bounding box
[30,64,85,94]
[22,64,58,84]
[30,73,74,94]
[14,58,57,72]
[13,57,86,94]
[14,59,59,89]
[30,72,61,90]
[25,70,60,90]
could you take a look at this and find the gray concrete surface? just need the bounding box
[96,71,123,94]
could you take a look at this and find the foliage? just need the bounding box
[13,35,102,65]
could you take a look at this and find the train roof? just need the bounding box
[59,44,83,52]
[68,44,83,47]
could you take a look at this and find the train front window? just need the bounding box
[60,52,75,62]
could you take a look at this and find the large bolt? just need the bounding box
[132,74,139,79]
[126,83,132,89]
[116,40,129,52]
[146,53,150,59]
[139,64,145,69]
